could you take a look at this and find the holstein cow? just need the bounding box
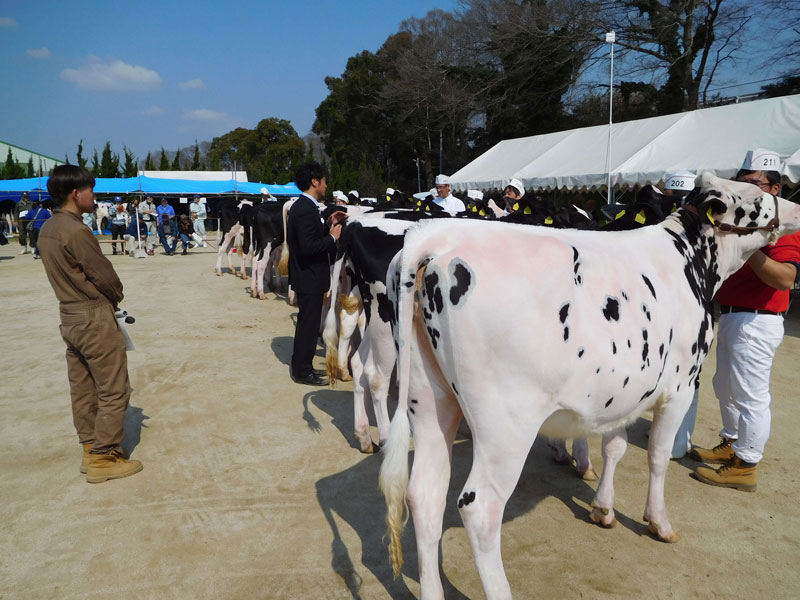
[215,198,254,278]
[379,173,800,599]
[249,201,289,299]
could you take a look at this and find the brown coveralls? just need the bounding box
[38,210,130,453]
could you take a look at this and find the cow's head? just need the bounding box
[688,172,800,243]
[684,172,800,285]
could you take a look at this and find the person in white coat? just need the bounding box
[433,174,465,213]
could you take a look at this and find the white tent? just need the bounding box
[450,94,800,192]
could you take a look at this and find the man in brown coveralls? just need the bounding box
[39,165,143,483]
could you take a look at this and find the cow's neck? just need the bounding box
[662,209,720,310]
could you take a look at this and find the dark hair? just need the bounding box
[735,169,781,187]
[294,161,325,192]
[47,165,95,206]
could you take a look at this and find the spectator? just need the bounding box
[332,190,348,205]
[123,211,148,256]
[27,198,52,259]
[433,175,466,213]
[691,149,800,491]
[108,197,128,255]
[14,191,34,254]
[189,195,208,247]
[176,214,194,255]
[156,197,176,255]
[139,195,157,255]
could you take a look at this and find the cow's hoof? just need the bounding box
[258,293,266,300]
[579,468,599,481]
[359,442,380,455]
[216,272,223,277]
[647,521,680,543]
[590,506,617,528]
[339,373,352,382]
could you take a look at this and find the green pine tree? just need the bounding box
[159,148,170,170]
[144,152,154,171]
[122,146,138,177]
[76,139,87,168]
[91,150,100,175]
[171,149,181,171]
[191,141,201,170]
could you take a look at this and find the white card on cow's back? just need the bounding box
[115,313,136,351]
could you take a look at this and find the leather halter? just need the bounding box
[685,193,780,237]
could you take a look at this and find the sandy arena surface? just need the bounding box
[1,236,799,600]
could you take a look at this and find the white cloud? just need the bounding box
[178,78,206,89]
[0,17,18,27]
[26,47,52,59]
[142,106,165,117]
[61,59,162,91]
[183,108,228,121]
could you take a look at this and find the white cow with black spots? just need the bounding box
[379,173,800,600]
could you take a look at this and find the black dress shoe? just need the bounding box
[291,372,329,386]
[312,368,327,377]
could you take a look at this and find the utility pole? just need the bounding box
[439,130,443,175]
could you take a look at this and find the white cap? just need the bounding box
[741,148,781,172]
[467,189,483,201]
[663,171,695,191]
[385,187,395,196]
[260,187,269,195]
[348,190,359,198]
[505,178,524,196]
[435,174,450,185]
[333,190,347,201]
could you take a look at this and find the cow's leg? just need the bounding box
[336,303,361,382]
[590,427,627,528]
[351,335,377,453]
[367,321,396,448]
[643,390,694,543]
[407,385,461,600]
[215,231,236,276]
[459,410,541,600]
[547,438,571,464]
[572,438,598,481]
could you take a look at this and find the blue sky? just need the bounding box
[0,0,457,163]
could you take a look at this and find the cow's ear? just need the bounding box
[686,188,727,217]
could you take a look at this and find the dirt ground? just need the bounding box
[1,236,799,600]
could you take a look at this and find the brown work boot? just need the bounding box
[86,450,142,484]
[689,437,734,464]
[80,443,92,474]
[691,456,757,492]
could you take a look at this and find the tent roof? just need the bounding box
[450,94,800,192]
[0,176,300,200]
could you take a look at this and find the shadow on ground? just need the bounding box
[121,404,149,455]
[308,389,620,599]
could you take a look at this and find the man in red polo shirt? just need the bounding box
[691,149,800,491]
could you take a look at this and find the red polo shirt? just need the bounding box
[716,232,800,312]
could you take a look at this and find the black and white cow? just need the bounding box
[215,199,254,278]
[249,202,289,299]
[379,173,800,599]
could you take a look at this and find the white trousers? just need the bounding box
[712,312,784,463]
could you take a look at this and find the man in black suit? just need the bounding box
[287,162,343,386]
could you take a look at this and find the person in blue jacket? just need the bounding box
[27,198,52,259]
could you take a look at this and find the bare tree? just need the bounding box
[593,0,753,110]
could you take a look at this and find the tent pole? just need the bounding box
[605,32,615,205]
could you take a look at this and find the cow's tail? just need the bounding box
[379,223,435,578]
[277,200,294,276]
[322,255,346,384]
[277,242,289,276]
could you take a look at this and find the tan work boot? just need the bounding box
[689,437,734,464]
[691,456,757,492]
[86,450,142,484]
[80,443,92,474]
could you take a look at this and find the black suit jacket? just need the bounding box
[287,194,336,294]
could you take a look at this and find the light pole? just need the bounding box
[414,157,422,193]
[604,31,615,205]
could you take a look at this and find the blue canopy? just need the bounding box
[0,176,301,201]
